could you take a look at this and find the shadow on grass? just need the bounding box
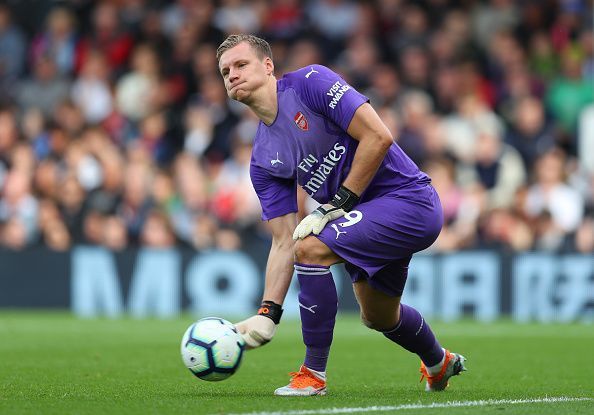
[170,389,278,399]
[170,385,436,401]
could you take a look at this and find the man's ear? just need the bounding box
[264,57,274,76]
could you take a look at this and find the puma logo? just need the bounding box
[305,67,319,78]
[299,302,318,314]
[331,223,347,239]
[271,152,284,166]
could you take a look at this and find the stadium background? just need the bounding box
[0,0,592,322]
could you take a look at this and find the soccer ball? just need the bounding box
[180,317,245,381]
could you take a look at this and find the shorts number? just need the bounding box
[339,210,363,228]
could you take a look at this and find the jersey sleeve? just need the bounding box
[294,65,369,131]
[250,163,297,221]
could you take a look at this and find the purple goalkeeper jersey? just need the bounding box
[250,64,430,220]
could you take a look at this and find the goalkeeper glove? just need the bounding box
[235,301,283,349]
[293,185,360,240]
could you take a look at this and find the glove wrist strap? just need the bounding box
[258,301,283,324]
[329,185,360,212]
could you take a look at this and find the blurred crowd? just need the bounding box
[0,0,592,254]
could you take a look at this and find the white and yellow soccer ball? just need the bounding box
[181,317,245,381]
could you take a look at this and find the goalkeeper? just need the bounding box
[216,34,466,396]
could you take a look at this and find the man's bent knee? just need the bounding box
[360,312,397,331]
[294,236,339,266]
[354,281,402,331]
[359,302,401,331]
[360,313,377,330]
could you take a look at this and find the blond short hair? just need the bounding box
[216,34,273,62]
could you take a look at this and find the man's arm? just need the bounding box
[236,212,296,349]
[262,212,297,304]
[293,103,393,239]
[342,102,394,195]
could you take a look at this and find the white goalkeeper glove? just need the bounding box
[293,204,346,240]
[293,185,360,240]
[235,301,283,349]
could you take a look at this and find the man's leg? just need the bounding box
[311,189,465,391]
[353,279,444,367]
[353,279,465,391]
[275,236,341,396]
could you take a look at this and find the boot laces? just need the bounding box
[288,368,325,389]
[419,350,452,384]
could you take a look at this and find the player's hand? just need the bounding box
[293,185,360,240]
[235,315,277,350]
[293,204,346,240]
[235,301,283,350]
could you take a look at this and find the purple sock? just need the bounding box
[295,263,337,372]
[382,304,444,367]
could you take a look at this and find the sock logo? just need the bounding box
[415,318,425,336]
[299,302,318,314]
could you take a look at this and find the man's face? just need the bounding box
[218,42,271,103]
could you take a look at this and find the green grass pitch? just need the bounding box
[0,312,592,415]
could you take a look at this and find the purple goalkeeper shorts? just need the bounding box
[316,184,443,297]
